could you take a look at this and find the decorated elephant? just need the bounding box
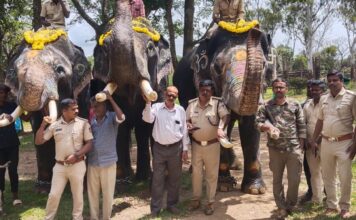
[173,20,271,194]
[2,29,91,192]
[92,0,172,181]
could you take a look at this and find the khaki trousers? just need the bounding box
[320,139,353,211]
[268,147,303,209]
[191,142,220,203]
[305,148,323,203]
[45,161,86,220]
[87,163,117,220]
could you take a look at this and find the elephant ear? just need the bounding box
[156,37,172,86]
[70,44,92,99]
[5,41,28,95]
[92,38,111,83]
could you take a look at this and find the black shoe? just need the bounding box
[150,211,159,218]
[167,206,180,214]
[299,192,312,204]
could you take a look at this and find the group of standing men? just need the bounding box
[256,71,356,219]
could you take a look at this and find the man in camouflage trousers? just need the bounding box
[256,78,306,218]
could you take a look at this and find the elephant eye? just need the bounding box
[55,65,66,76]
[147,42,155,51]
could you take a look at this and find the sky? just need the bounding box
[66,12,349,58]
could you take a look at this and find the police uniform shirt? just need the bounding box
[186,97,229,141]
[43,116,93,161]
[303,99,322,138]
[318,88,356,137]
[213,0,245,21]
[40,0,70,26]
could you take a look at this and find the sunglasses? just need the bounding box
[167,94,177,99]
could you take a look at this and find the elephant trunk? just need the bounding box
[110,0,138,86]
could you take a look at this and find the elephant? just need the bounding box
[1,30,91,192]
[173,25,272,194]
[92,0,172,181]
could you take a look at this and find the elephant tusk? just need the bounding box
[0,106,23,127]
[265,120,280,140]
[44,100,58,124]
[140,80,157,102]
[95,82,118,102]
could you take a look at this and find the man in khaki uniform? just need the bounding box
[186,79,229,215]
[303,80,326,204]
[311,71,356,219]
[40,0,70,28]
[213,0,245,23]
[35,99,93,220]
[207,0,245,38]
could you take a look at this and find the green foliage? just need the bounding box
[245,0,283,38]
[317,45,338,74]
[292,54,308,71]
[0,0,31,80]
[288,77,308,94]
[276,45,294,72]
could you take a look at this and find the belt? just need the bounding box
[191,137,219,146]
[56,157,85,167]
[322,133,353,142]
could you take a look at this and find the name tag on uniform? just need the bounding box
[55,128,62,132]
[175,120,180,124]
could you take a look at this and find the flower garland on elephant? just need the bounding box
[24,29,67,50]
[98,17,160,46]
[218,19,259,34]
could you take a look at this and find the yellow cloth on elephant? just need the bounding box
[218,19,259,34]
[23,29,67,50]
[98,17,160,46]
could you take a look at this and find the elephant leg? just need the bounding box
[31,111,55,193]
[219,118,237,177]
[116,121,134,180]
[134,120,152,181]
[238,115,266,195]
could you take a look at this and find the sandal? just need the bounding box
[13,199,22,206]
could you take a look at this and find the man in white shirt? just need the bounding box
[142,86,189,217]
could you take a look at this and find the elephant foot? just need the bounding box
[241,177,266,195]
[229,158,242,170]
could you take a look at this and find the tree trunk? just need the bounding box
[313,56,320,79]
[183,0,194,56]
[33,0,42,30]
[165,0,178,70]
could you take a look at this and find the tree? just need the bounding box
[165,0,178,69]
[0,0,31,80]
[245,0,283,40]
[317,45,338,74]
[276,45,293,74]
[292,54,308,71]
[183,0,194,55]
[277,0,337,78]
[338,0,356,80]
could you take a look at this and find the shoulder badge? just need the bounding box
[188,98,198,103]
[211,96,222,101]
[346,90,355,96]
[76,116,88,122]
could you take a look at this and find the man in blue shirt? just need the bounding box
[87,91,125,220]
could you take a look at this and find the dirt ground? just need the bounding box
[16,130,309,220]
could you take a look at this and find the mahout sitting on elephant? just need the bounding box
[1,28,91,192]
[92,0,172,182]
[174,20,271,194]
